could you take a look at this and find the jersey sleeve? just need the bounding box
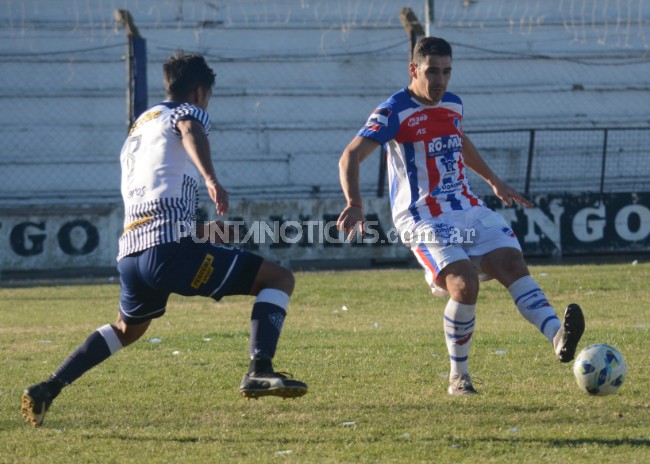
[170,104,212,136]
[356,104,399,145]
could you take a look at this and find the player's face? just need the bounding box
[408,54,452,106]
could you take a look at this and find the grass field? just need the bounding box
[2,262,650,463]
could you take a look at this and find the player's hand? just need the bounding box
[491,179,533,208]
[199,220,235,244]
[206,179,229,216]
[336,205,365,241]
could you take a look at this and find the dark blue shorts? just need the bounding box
[117,238,263,324]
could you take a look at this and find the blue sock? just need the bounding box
[52,324,123,386]
[249,289,289,373]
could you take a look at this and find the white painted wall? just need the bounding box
[1,0,649,204]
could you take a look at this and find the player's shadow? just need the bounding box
[476,437,650,447]
[83,432,331,445]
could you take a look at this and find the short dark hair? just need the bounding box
[163,52,216,99]
[412,37,453,65]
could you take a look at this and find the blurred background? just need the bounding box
[2,0,649,206]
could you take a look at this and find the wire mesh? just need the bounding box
[1,0,649,205]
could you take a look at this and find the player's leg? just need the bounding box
[238,260,307,398]
[50,315,150,386]
[480,247,562,340]
[21,250,167,428]
[411,229,479,396]
[245,259,294,374]
[21,314,152,426]
[436,260,479,395]
[478,235,584,363]
[174,241,307,399]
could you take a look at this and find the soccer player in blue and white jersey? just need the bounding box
[21,53,307,428]
[337,37,585,395]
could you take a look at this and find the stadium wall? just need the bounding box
[2,1,649,276]
[2,0,650,203]
[2,193,649,276]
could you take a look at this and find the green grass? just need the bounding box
[1,262,650,463]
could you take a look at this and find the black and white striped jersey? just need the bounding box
[117,101,211,260]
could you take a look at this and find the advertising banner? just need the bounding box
[1,193,649,274]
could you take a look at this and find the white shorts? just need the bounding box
[404,207,521,296]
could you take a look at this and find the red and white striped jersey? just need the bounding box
[357,87,483,230]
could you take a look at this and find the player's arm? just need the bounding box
[461,134,533,208]
[177,118,229,216]
[337,135,380,239]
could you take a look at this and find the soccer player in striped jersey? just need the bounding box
[21,53,306,428]
[337,37,584,395]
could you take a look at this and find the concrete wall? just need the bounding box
[3,194,650,276]
[1,0,649,203]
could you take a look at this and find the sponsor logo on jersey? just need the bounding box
[502,227,516,238]
[128,110,162,136]
[191,253,214,289]
[123,216,153,233]
[431,178,463,196]
[407,114,428,127]
[430,152,462,196]
[427,134,462,157]
[127,187,147,199]
[365,107,392,132]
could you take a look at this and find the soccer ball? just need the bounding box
[573,344,627,396]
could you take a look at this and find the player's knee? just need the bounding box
[448,276,479,303]
[252,261,295,296]
[484,248,529,284]
[275,265,295,295]
[439,268,479,304]
[112,319,150,347]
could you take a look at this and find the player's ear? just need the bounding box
[194,86,204,105]
[196,85,212,109]
[188,86,203,106]
[408,61,418,79]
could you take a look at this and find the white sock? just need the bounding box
[97,324,124,354]
[508,275,561,342]
[443,299,476,380]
